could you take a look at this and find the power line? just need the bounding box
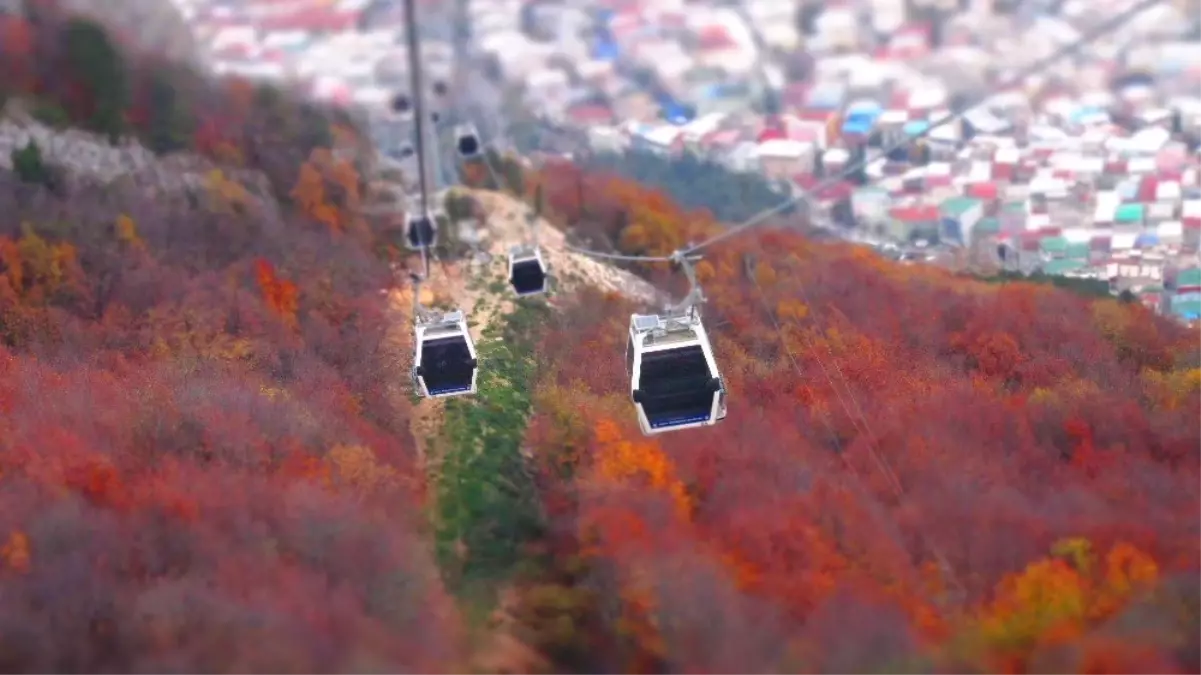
[681,0,1161,256]
[745,244,967,603]
[563,0,1162,264]
[563,244,674,263]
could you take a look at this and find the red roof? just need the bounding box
[259,10,358,31]
[697,26,734,50]
[966,182,999,200]
[566,104,613,125]
[890,205,939,222]
[757,128,787,143]
[816,181,855,201]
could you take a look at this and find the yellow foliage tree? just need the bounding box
[971,538,1160,668]
[205,169,253,213]
[619,209,684,258]
[592,418,691,519]
[777,298,809,322]
[1,530,30,573]
[0,227,80,304]
[327,444,400,494]
[115,214,145,251]
[290,160,341,232]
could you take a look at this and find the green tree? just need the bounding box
[145,67,194,154]
[443,191,476,223]
[61,18,128,143]
[12,140,51,187]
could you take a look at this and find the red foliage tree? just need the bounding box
[519,163,1200,672]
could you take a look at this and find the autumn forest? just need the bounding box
[0,7,1198,674]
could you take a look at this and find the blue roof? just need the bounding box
[663,107,692,124]
[842,118,873,135]
[593,40,619,61]
[903,120,930,136]
[1136,232,1160,247]
[1069,105,1107,124]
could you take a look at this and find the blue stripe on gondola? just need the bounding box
[649,413,711,429]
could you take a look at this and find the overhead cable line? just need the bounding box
[401,0,434,222]
[679,0,1163,256]
[401,0,479,400]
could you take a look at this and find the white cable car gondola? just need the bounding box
[410,275,478,399]
[454,123,482,159]
[404,209,438,250]
[507,243,548,296]
[625,252,727,435]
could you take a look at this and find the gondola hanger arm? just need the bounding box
[666,247,705,317]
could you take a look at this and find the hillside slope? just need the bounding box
[0,9,1197,674]
[439,160,1201,674]
[0,11,470,671]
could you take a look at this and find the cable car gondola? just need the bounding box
[624,252,727,435]
[454,123,482,159]
[627,312,727,435]
[390,93,412,115]
[412,309,478,398]
[507,244,548,296]
[404,210,438,249]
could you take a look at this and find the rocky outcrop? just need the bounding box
[0,108,279,218]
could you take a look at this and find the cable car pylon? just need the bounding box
[625,249,728,435]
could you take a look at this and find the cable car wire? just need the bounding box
[744,243,966,600]
[682,0,1163,256]
[563,0,1163,264]
[401,0,434,221]
[563,245,674,263]
[400,0,480,401]
[460,122,551,296]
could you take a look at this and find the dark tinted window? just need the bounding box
[637,345,715,429]
[421,336,475,395]
[407,217,436,248]
[458,135,480,156]
[510,259,546,295]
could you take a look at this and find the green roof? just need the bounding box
[940,197,982,217]
[975,217,1000,233]
[1065,242,1091,260]
[1171,300,1201,319]
[1043,259,1086,275]
[1003,201,1025,213]
[1040,236,1069,253]
[1115,203,1145,223]
[1178,268,1201,286]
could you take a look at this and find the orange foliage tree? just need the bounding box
[290,147,362,234]
[516,162,1199,673]
[254,258,299,327]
